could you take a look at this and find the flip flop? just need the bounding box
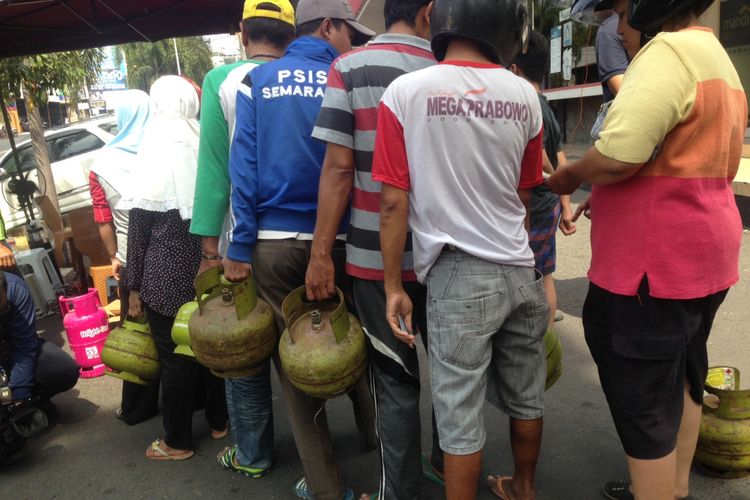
[211,427,228,439]
[146,439,194,461]
[487,475,514,500]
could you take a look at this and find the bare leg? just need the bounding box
[542,274,556,331]
[445,450,482,500]
[509,417,543,499]
[675,382,701,498]
[627,450,676,500]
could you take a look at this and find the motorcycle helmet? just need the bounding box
[430,0,529,66]
[628,0,714,33]
[571,0,615,26]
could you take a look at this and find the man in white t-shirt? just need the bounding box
[372,1,548,499]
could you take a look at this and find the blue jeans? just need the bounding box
[225,361,274,469]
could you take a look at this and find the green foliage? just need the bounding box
[0,49,103,106]
[116,37,214,92]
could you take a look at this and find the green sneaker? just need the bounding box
[217,445,271,478]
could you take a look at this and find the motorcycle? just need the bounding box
[0,124,16,138]
[0,369,48,465]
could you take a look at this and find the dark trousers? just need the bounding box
[34,340,79,400]
[117,275,159,425]
[353,278,443,500]
[145,304,227,450]
[252,239,376,500]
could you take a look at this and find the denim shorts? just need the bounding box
[425,248,548,455]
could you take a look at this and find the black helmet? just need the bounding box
[430,0,530,66]
[571,0,615,26]
[628,0,714,33]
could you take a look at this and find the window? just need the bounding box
[50,131,105,162]
[0,145,38,178]
[98,122,119,135]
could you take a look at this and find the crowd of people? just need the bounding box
[0,0,746,499]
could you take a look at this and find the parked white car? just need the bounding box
[0,117,117,230]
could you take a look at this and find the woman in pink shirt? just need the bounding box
[547,0,746,499]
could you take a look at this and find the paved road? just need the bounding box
[2,192,749,500]
[0,132,30,157]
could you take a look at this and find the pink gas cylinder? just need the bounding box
[59,289,110,378]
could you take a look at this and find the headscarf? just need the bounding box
[117,75,201,220]
[89,89,150,192]
[106,89,151,154]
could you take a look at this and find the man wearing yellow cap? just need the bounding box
[189,0,295,479]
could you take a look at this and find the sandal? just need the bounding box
[211,420,229,439]
[211,427,228,439]
[217,445,271,478]
[487,475,514,500]
[145,439,194,461]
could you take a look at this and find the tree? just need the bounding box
[116,37,213,92]
[0,49,104,216]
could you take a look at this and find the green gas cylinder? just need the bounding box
[101,316,159,385]
[188,267,276,378]
[172,301,198,358]
[695,366,750,477]
[278,286,366,400]
[544,329,563,391]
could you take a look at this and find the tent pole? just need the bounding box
[173,38,182,76]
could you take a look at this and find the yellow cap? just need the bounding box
[242,0,296,26]
[242,0,297,27]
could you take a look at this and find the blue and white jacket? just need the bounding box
[227,36,348,263]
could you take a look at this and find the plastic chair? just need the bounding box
[33,195,75,270]
[68,206,113,305]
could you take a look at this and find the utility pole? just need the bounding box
[173,37,182,75]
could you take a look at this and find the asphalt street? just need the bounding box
[2,190,750,500]
[0,132,30,157]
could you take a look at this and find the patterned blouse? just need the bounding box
[123,208,200,317]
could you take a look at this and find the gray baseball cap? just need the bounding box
[296,0,375,46]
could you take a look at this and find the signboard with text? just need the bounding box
[550,26,562,74]
[720,0,750,48]
[91,46,127,92]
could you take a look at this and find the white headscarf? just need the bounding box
[117,75,200,220]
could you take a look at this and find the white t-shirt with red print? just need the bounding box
[372,60,544,282]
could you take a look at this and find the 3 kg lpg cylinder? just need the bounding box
[59,289,110,377]
[101,316,160,385]
[278,286,366,400]
[696,367,750,477]
[188,267,276,378]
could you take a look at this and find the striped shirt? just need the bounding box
[312,34,435,282]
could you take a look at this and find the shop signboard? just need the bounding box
[91,46,127,92]
[563,21,573,47]
[721,0,750,48]
[550,26,562,74]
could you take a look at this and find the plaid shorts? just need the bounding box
[529,202,561,276]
